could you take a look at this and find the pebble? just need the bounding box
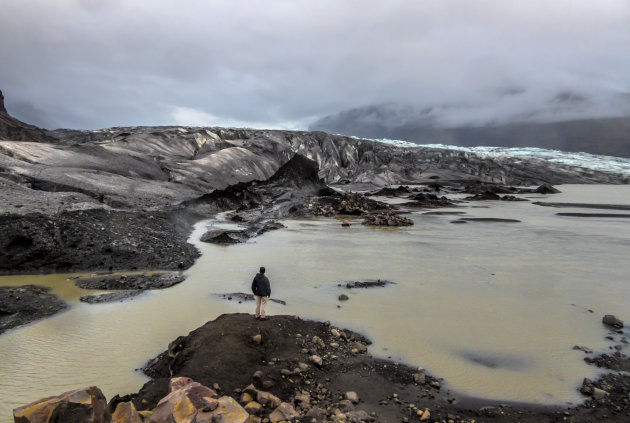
[345,391,360,404]
[310,355,323,367]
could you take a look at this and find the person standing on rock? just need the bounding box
[251,267,271,320]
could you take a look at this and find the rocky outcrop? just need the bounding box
[13,386,110,423]
[370,185,413,196]
[305,192,391,217]
[404,193,456,208]
[603,314,624,329]
[464,191,501,201]
[534,183,562,194]
[362,211,414,226]
[200,221,286,245]
[0,285,67,334]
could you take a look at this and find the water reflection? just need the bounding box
[0,185,629,422]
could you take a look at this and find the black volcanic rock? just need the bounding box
[0,89,6,114]
[0,285,67,334]
[463,182,515,194]
[0,209,199,275]
[465,191,501,201]
[534,183,561,194]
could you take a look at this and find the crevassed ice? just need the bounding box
[371,138,630,177]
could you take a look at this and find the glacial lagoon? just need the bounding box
[0,184,629,422]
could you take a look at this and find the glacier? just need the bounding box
[373,138,630,178]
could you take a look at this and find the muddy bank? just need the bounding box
[74,272,186,290]
[79,290,145,304]
[0,208,200,275]
[0,285,67,334]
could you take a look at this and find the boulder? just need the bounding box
[148,377,219,423]
[464,191,501,201]
[362,211,413,226]
[13,386,110,423]
[535,183,561,194]
[269,402,300,423]
[111,402,142,423]
[338,294,349,301]
[200,229,247,245]
[592,387,608,401]
[195,396,250,423]
[413,372,426,385]
[603,314,624,328]
[256,391,282,408]
[240,392,254,404]
[244,401,262,414]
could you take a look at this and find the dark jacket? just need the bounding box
[251,273,271,297]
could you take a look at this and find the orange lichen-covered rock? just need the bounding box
[111,401,143,423]
[13,386,110,423]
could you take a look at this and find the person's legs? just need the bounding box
[255,295,262,318]
[260,296,269,318]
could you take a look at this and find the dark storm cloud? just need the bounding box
[1,0,629,129]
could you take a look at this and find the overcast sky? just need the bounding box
[1,0,629,130]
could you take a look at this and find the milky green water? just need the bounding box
[1,185,629,421]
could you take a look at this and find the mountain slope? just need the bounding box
[310,104,630,158]
[0,90,56,143]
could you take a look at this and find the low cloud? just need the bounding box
[1,0,629,129]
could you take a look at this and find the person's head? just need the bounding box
[259,266,266,274]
